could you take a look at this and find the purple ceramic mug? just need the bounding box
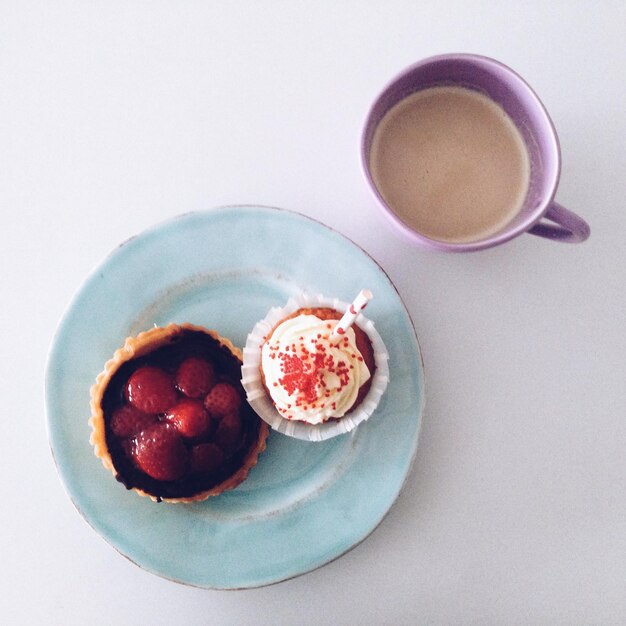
[361,54,590,251]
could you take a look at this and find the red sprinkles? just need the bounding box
[271,336,353,410]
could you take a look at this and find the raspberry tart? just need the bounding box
[90,323,268,503]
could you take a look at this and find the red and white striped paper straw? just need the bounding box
[329,289,373,342]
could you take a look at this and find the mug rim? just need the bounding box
[361,53,562,252]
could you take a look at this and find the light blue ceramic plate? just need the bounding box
[45,206,424,589]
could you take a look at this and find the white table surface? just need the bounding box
[2,1,625,624]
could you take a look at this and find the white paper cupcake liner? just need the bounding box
[241,292,390,441]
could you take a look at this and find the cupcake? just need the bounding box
[90,323,269,503]
[242,292,389,441]
[260,307,375,422]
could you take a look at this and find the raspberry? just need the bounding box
[175,357,215,398]
[190,443,225,474]
[120,437,135,460]
[214,411,242,452]
[204,382,241,418]
[164,399,212,439]
[132,423,188,481]
[110,405,156,439]
[125,366,178,414]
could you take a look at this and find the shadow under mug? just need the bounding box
[361,54,590,252]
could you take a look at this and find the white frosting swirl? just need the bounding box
[261,314,371,424]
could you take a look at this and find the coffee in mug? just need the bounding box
[361,54,590,251]
[369,86,530,243]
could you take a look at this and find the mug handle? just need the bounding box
[527,201,590,243]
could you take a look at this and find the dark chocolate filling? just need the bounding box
[102,329,261,500]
